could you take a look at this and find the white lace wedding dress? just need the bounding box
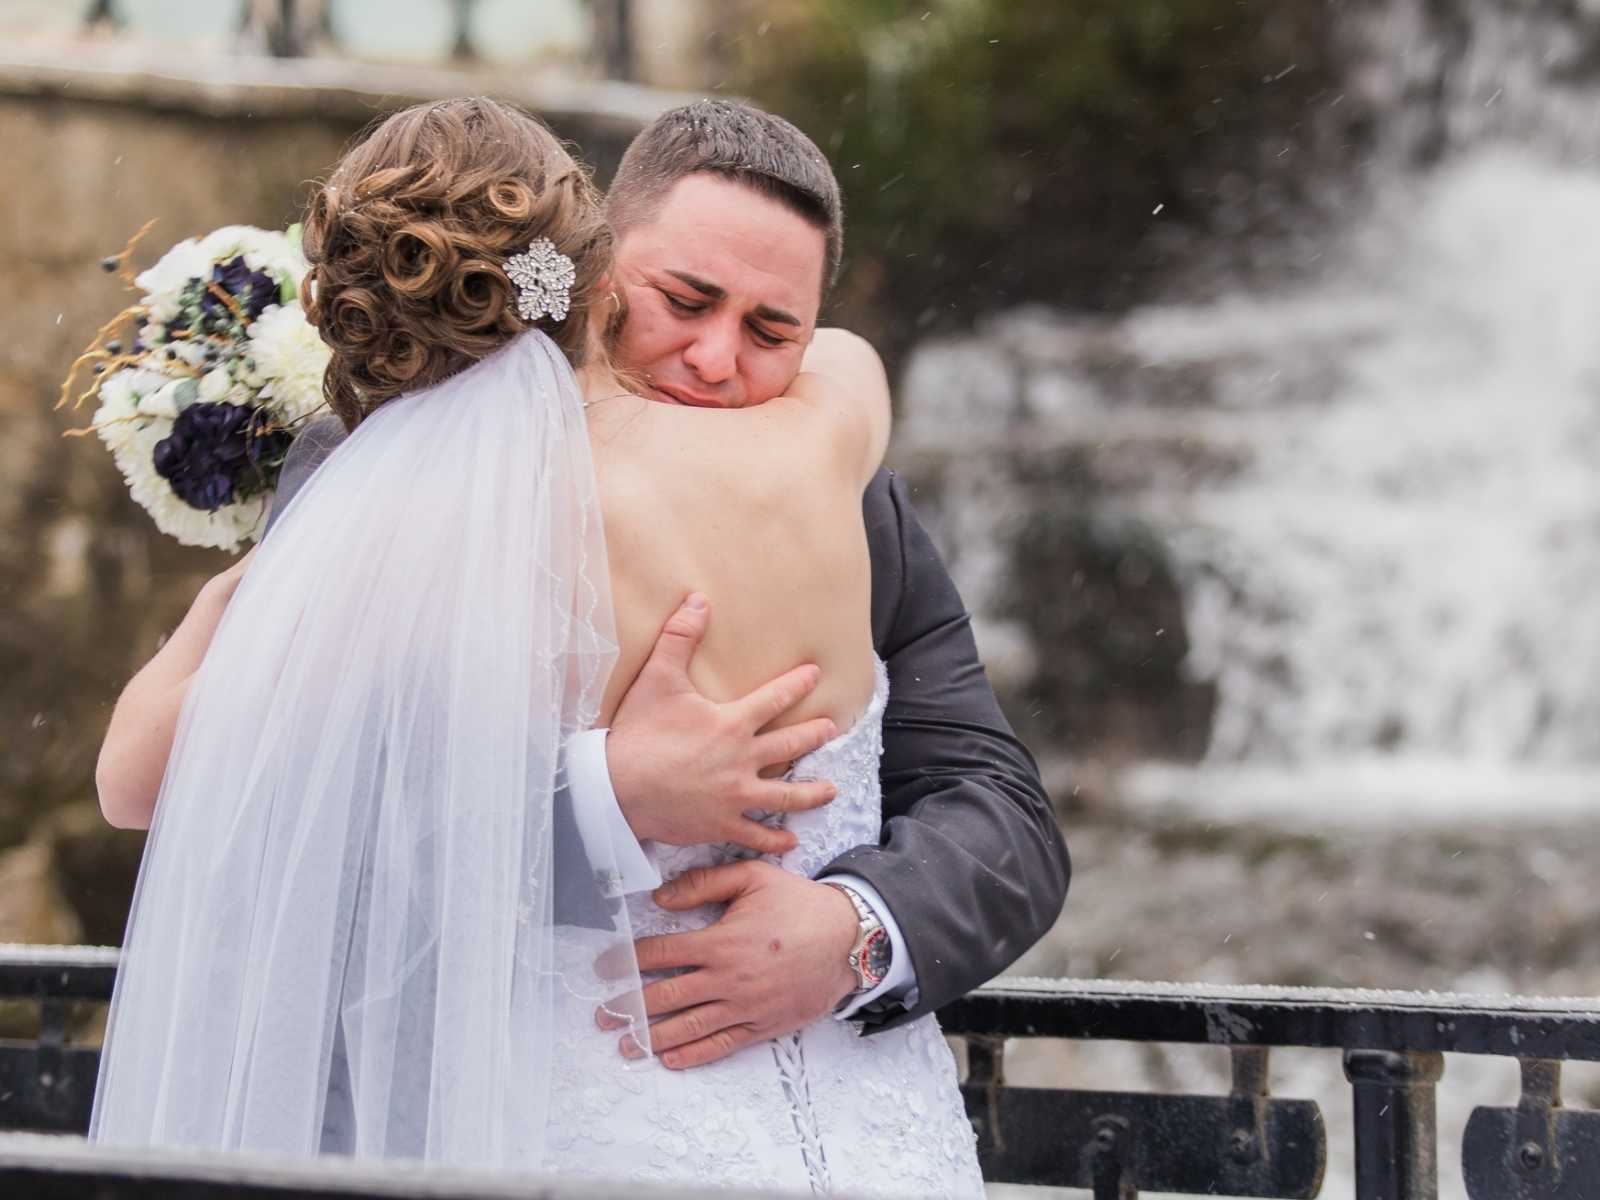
[545,661,985,1197]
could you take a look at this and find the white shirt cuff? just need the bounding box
[821,873,919,1019]
[565,729,660,895]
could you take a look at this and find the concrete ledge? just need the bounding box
[0,1133,746,1199]
[0,42,705,133]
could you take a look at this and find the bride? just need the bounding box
[89,97,982,1197]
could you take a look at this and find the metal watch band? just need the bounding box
[823,881,891,994]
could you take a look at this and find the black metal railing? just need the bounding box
[81,0,637,77]
[4,946,1600,1198]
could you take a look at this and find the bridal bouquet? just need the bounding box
[62,223,330,551]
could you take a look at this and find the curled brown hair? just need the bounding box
[300,97,611,429]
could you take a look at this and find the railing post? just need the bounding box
[591,0,635,81]
[964,1035,1007,1155]
[1344,1048,1444,1200]
[1513,1057,1562,1180]
[270,0,302,58]
[1228,1046,1271,1168]
[450,0,479,61]
[1085,1113,1137,1200]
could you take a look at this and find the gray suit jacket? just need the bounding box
[266,418,1069,1031]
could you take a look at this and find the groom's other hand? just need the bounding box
[606,594,839,856]
[609,861,858,1068]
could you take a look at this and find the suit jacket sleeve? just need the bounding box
[822,470,1071,1032]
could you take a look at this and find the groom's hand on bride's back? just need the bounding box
[606,594,840,856]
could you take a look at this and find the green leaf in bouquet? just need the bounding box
[278,274,298,306]
[286,222,304,254]
[172,378,199,409]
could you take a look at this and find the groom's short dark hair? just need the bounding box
[606,99,843,292]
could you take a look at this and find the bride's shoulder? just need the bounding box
[742,329,891,487]
[589,331,890,494]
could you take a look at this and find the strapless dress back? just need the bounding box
[545,659,984,1197]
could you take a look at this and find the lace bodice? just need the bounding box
[635,657,891,934]
[545,660,983,1197]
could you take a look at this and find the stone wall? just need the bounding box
[0,61,660,950]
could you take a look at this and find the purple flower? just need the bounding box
[152,401,291,511]
[200,256,279,323]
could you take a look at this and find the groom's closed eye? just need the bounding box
[660,289,708,315]
[662,270,802,345]
[656,286,791,349]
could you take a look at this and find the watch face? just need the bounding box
[861,927,891,985]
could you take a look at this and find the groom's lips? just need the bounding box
[654,383,726,408]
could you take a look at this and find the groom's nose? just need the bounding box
[681,322,739,388]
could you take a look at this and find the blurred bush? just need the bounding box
[725,0,1351,350]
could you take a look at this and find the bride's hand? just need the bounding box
[606,594,840,856]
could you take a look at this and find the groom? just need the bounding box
[270,100,1069,1067]
[576,100,1068,1066]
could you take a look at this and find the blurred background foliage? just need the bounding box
[725,0,1350,353]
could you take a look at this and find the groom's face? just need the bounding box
[611,173,826,409]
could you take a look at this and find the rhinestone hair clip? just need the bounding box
[505,238,576,323]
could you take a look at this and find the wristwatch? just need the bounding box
[823,881,892,994]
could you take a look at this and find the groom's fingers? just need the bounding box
[752,718,839,773]
[750,778,837,817]
[659,1022,762,1070]
[625,1002,743,1061]
[631,929,710,973]
[651,862,752,911]
[732,663,823,732]
[596,968,718,1032]
[638,967,721,1019]
[725,817,798,857]
[624,997,761,1066]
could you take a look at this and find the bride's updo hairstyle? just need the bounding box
[300,97,610,429]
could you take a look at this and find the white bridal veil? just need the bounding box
[91,330,648,1165]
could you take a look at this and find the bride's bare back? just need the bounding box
[585,331,889,733]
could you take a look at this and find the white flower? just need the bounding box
[92,368,162,454]
[147,296,182,325]
[200,225,307,284]
[135,237,210,302]
[235,357,263,389]
[200,224,285,261]
[173,339,208,368]
[138,378,189,420]
[247,303,329,421]
[198,367,232,403]
[94,368,146,423]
